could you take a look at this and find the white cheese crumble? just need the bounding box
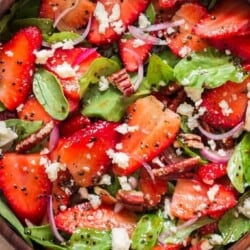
[111,228,131,250]
[44,162,66,182]
[118,176,132,191]
[209,234,223,246]
[200,240,213,250]
[238,197,250,218]
[179,46,191,57]
[138,13,150,28]
[0,121,18,149]
[109,3,120,22]
[184,87,204,102]
[219,100,233,116]
[99,76,110,91]
[88,194,101,209]
[78,187,89,199]
[34,49,55,64]
[176,102,194,117]
[99,174,112,185]
[106,149,130,169]
[5,50,13,57]
[111,20,125,35]
[115,123,139,135]
[208,139,216,151]
[132,39,146,48]
[207,184,219,202]
[163,197,174,219]
[54,62,77,78]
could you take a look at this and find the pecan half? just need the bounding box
[94,186,117,205]
[116,190,144,205]
[108,68,134,96]
[15,121,54,153]
[175,133,204,149]
[153,156,201,178]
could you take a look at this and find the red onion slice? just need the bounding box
[48,124,60,153]
[123,48,144,91]
[47,195,65,243]
[200,147,232,163]
[128,25,168,45]
[142,162,156,184]
[142,19,185,32]
[198,121,244,141]
[73,47,97,66]
[53,0,79,28]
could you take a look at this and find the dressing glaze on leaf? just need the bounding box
[33,68,69,121]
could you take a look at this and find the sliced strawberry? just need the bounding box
[39,0,95,30]
[59,112,91,137]
[17,96,52,124]
[197,162,227,185]
[55,204,137,235]
[119,37,153,72]
[44,47,100,101]
[200,80,248,129]
[112,95,180,176]
[0,153,51,224]
[0,27,42,111]
[153,244,182,250]
[158,0,182,9]
[210,35,250,63]
[139,167,167,207]
[170,179,237,220]
[53,120,120,187]
[194,0,250,39]
[88,0,150,45]
[166,3,209,57]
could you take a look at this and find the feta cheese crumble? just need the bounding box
[219,100,233,116]
[115,123,139,134]
[106,149,130,169]
[0,121,18,149]
[112,228,131,250]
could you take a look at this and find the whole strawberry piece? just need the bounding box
[0,27,42,110]
[0,153,51,224]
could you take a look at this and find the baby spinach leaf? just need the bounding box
[227,133,250,193]
[44,31,80,44]
[69,228,111,250]
[145,3,155,24]
[131,213,164,250]
[146,54,174,88]
[163,217,214,244]
[0,197,32,245]
[33,68,69,121]
[5,119,43,141]
[79,57,120,97]
[218,191,250,245]
[0,102,5,111]
[174,48,247,89]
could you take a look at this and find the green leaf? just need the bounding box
[131,213,164,250]
[163,217,214,244]
[79,57,120,96]
[0,102,5,111]
[5,119,43,141]
[69,228,111,250]
[24,225,68,250]
[227,133,250,193]
[158,49,180,68]
[0,197,32,245]
[14,0,40,19]
[81,85,128,122]
[44,31,80,44]
[218,191,250,245]
[200,0,218,9]
[33,68,69,121]
[146,54,174,88]
[145,3,155,24]
[174,48,247,89]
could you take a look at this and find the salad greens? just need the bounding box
[0,0,250,250]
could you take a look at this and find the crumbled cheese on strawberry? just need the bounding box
[195,203,207,212]
[111,20,125,35]
[99,174,112,185]
[99,76,110,91]
[219,100,233,116]
[207,184,219,202]
[115,123,139,134]
[193,185,202,192]
[238,197,250,218]
[111,228,131,250]
[34,49,55,64]
[167,26,176,35]
[109,3,120,22]
[5,50,13,57]
[106,149,130,169]
[0,121,18,149]
[16,103,24,113]
[209,234,223,245]
[176,102,194,117]
[225,49,231,55]
[132,39,146,48]
[115,143,123,150]
[179,46,191,57]
[118,176,132,191]
[138,13,150,28]
[94,2,109,34]
[51,40,74,50]
[54,62,77,78]
[44,162,66,182]
[88,194,101,209]
[184,87,204,102]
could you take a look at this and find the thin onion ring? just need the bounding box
[142,19,185,32]
[200,147,232,163]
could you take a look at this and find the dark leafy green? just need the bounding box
[44,31,81,44]
[174,48,247,89]
[145,3,155,24]
[69,228,111,250]
[33,68,69,121]
[200,0,218,9]
[5,119,43,141]
[218,191,250,245]
[0,102,5,111]
[131,213,164,250]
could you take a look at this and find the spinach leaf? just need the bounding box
[44,31,80,44]
[146,54,174,88]
[0,197,32,245]
[5,119,43,141]
[79,57,120,97]
[218,191,250,245]
[174,48,247,89]
[145,3,155,24]
[0,102,5,111]
[33,68,69,121]
[227,133,250,193]
[69,228,111,250]
[131,213,164,250]
[163,217,214,244]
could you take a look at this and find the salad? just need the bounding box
[0,0,250,249]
